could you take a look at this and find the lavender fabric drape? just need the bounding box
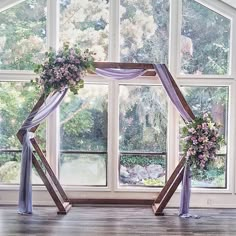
[18,89,67,214]
[153,64,194,217]
[96,64,194,217]
[179,163,191,217]
[96,68,145,80]
[153,64,193,122]
[19,64,193,215]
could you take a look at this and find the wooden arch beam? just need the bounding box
[94,62,156,76]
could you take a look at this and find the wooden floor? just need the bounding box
[1,205,236,236]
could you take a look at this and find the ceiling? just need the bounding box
[221,0,236,9]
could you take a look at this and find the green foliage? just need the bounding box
[0,82,46,150]
[119,86,167,152]
[0,153,21,167]
[181,0,230,74]
[60,86,108,151]
[0,161,19,183]
[120,0,169,63]
[0,0,47,70]
[0,0,230,187]
[120,155,166,168]
[143,177,165,186]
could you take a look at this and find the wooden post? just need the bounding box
[152,157,186,215]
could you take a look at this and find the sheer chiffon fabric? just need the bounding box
[19,65,192,215]
[18,89,67,214]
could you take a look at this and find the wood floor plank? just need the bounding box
[1,206,236,235]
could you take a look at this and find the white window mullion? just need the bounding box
[231,12,236,77]
[169,0,181,74]
[46,0,60,176]
[108,0,120,61]
[231,7,236,194]
[108,80,120,191]
[108,0,120,190]
[166,0,182,177]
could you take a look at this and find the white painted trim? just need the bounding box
[0,182,232,194]
[177,78,235,86]
[168,0,182,177]
[1,190,236,208]
[108,0,120,61]
[106,80,116,191]
[0,0,25,13]
[46,0,60,175]
[227,83,235,193]
[112,81,120,192]
[195,0,236,19]
[233,80,236,193]
[0,71,34,81]
[169,0,180,74]
[169,0,182,76]
[46,0,59,50]
[176,75,235,80]
[231,10,236,77]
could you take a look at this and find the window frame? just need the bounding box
[177,0,235,77]
[0,0,235,204]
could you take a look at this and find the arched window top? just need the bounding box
[0,0,235,75]
[180,0,231,75]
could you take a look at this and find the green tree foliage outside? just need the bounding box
[0,0,47,70]
[181,0,230,74]
[0,82,46,183]
[0,0,231,186]
[120,0,169,63]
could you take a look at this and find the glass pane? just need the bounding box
[120,0,169,64]
[60,153,106,185]
[180,86,228,188]
[181,0,231,75]
[0,82,46,184]
[120,154,166,187]
[59,84,108,185]
[119,85,168,186]
[60,0,109,61]
[0,0,47,70]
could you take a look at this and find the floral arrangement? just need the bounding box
[33,43,95,95]
[181,113,224,175]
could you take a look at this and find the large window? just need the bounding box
[59,84,108,185]
[0,82,45,184]
[0,0,235,206]
[0,0,47,70]
[180,86,229,188]
[120,0,169,64]
[59,0,109,61]
[119,85,168,187]
[181,0,231,75]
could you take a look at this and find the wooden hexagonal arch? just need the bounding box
[17,62,195,215]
